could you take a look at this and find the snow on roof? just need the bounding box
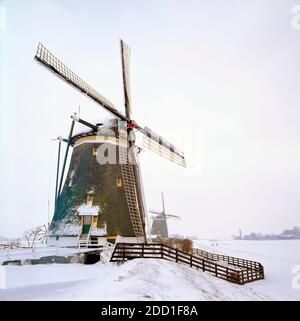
[48,223,80,237]
[90,227,106,236]
[77,204,100,216]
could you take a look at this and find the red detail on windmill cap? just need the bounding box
[126,120,137,129]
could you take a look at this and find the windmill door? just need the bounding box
[83,215,92,233]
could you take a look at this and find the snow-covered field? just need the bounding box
[0,246,84,264]
[0,259,272,301]
[0,240,299,301]
[194,239,300,301]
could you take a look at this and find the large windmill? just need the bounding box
[150,193,181,239]
[34,40,186,247]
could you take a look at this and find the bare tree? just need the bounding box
[37,224,49,243]
[23,228,35,248]
[23,224,49,248]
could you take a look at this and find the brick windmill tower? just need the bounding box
[35,40,186,247]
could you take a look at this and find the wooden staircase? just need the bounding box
[78,233,90,248]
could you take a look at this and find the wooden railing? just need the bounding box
[193,248,261,270]
[0,244,23,250]
[193,248,264,284]
[110,243,264,285]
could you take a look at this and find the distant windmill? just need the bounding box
[150,193,180,239]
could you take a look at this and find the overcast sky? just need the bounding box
[0,0,300,238]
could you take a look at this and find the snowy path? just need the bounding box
[1,240,299,300]
[0,259,273,301]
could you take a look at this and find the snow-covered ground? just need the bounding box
[0,246,92,264]
[194,239,300,301]
[0,259,272,301]
[0,240,299,301]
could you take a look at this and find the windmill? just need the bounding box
[150,193,180,239]
[34,40,186,247]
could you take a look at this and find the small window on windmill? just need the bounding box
[92,147,98,156]
[116,178,122,187]
[92,216,98,227]
[86,193,94,205]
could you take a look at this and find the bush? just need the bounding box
[10,240,21,247]
[159,238,193,253]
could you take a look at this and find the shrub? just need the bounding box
[159,238,193,253]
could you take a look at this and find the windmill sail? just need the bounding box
[35,43,126,120]
[142,127,186,167]
[149,209,163,215]
[165,214,180,219]
[120,39,132,119]
[161,192,165,212]
[35,43,186,168]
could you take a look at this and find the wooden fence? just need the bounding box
[193,248,261,270]
[110,243,264,285]
[193,247,264,284]
[0,244,22,250]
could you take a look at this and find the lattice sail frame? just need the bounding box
[35,43,123,117]
[142,128,186,167]
[35,42,186,168]
[120,40,132,119]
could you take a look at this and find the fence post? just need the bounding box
[122,244,125,261]
[142,243,144,258]
[161,244,163,259]
[190,254,193,267]
[240,270,244,285]
[202,259,205,272]
[176,249,178,263]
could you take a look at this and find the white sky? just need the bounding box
[0,0,300,238]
